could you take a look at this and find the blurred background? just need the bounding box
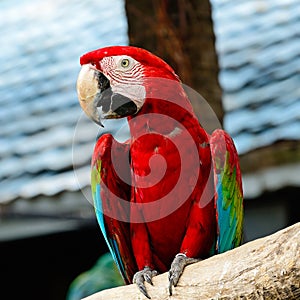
[0,0,299,299]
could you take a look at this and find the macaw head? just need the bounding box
[77,46,179,126]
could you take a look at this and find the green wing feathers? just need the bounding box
[210,129,243,253]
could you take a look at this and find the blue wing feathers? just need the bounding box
[210,130,243,254]
[93,180,128,280]
[93,184,127,280]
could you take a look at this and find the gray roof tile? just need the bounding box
[211,0,300,154]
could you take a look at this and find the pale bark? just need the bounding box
[83,223,300,300]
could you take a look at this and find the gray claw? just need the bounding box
[168,277,174,296]
[133,267,158,299]
[145,274,153,285]
[168,253,200,296]
[140,284,151,299]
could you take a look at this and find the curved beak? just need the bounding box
[76,64,138,127]
[76,64,104,127]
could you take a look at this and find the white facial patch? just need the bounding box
[100,55,146,112]
[112,83,146,111]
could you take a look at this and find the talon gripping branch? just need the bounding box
[76,46,243,298]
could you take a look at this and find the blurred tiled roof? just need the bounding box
[211,0,300,154]
[0,0,128,204]
[2,0,300,204]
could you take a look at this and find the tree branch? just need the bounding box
[83,223,300,299]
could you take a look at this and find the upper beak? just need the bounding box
[76,64,104,127]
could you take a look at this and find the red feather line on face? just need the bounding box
[101,56,145,86]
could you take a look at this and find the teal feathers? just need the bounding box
[210,129,244,254]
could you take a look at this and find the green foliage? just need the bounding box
[66,252,124,300]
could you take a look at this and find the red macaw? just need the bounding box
[76,46,243,298]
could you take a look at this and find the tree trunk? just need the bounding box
[125,0,223,129]
[83,223,300,299]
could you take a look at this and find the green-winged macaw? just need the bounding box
[76,46,243,298]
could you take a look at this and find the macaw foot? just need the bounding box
[133,266,158,299]
[168,253,200,296]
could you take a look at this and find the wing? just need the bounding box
[210,129,243,253]
[91,133,137,283]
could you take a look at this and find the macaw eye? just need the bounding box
[121,58,130,68]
